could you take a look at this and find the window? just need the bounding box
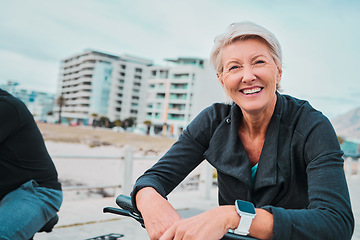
[173,73,189,79]
[160,70,168,78]
[170,93,187,100]
[171,83,188,89]
[156,93,165,99]
[168,113,185,121]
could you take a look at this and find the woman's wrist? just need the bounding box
[220,205,241,231]
[249,208,274,239]
[226,206,274,239]
[136,187,159,212]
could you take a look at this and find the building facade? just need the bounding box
[146,57,225,136]
[57,50,152,125]
[57,50,225,136]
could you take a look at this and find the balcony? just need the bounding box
[79,69,94,77]
[169,94,187,100]
[80,62,96,70]
[167,114,185,121]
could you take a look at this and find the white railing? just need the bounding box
[52,145,215,199]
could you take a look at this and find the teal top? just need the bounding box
[251,163,258,187]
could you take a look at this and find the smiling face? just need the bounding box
[218,37,282,115]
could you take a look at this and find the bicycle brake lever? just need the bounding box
[116,194,134,212]
[103,207,145,228]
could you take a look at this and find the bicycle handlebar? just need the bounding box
[103,194,258,240]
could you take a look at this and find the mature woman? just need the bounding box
[131,22,354,240]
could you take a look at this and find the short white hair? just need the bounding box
[210,21,283,74]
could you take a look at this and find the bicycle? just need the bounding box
[103,194,258,240]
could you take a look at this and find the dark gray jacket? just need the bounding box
[132,93,354,239]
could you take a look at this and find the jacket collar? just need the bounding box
[205,92,284,191]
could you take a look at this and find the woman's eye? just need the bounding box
[229,66,239,70]
[255,60,265,64]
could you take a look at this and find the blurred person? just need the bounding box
[0,89,62,240]
[131,22,354,240]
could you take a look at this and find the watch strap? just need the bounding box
[234,213,254,235]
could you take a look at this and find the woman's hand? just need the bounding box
[136,187,181,240]
[158,206,274,240]
[159,205,239,240]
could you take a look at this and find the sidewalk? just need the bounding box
[35,176,360,240]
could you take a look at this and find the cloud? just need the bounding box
[0,49,59,93]
[0,0,359,117]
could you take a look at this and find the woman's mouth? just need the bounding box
[241,87,263,95]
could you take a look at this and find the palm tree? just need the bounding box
[56,95,66,124]
[338,136,345,145]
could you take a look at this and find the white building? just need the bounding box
[107,55,152,123]
[0,81,55,122]
[57,51,225,135]
[146,57,225,137]
[57,49,152,125]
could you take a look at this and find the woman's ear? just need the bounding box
[217,72,224,85]
[276,67,282,84]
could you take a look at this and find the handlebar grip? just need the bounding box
[116,194,134,212]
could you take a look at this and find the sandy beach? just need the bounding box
[38,123,176,154]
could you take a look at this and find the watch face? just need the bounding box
[236,200,256,214]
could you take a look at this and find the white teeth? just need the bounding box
[242,87,262,94]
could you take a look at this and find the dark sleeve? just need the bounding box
[0,101,20,143]
[262,115,354,240]
[131,104,224,212]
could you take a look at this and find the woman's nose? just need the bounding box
[241,67,256,83]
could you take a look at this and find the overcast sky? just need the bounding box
[0,0,359,119]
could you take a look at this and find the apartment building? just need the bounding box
[58,50,225,135]
[0,82,55,122]
[107,55,152,123]
[58,49,152,125]
[146,57,225,136]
